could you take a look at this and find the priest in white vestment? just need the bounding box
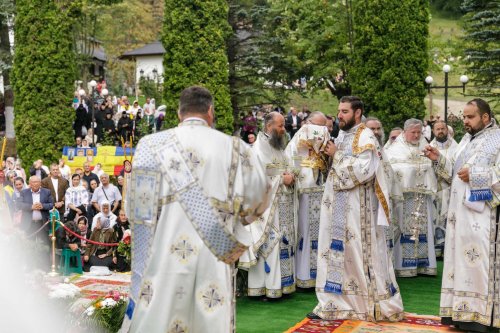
[121,86,270,333]
[240,111,297,298]
[424,99,500,332]
[386,119,438,277]
[312,96,404,321]
[429,120,458,257]
[285,112,329,288]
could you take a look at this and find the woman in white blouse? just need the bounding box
[65,173,89,222]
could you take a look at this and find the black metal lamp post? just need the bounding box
[89,80,97,146]
[425,64,469,124]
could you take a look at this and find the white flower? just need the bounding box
[101,298,117,308]
[85,306,95,317]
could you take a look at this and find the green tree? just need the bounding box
[0,0,15,140]
[227,0,273,127]
[260,0,354,100]
[162,0,233,133]
[95,0,160,95]
[350,0,430,131]
[12,0,78,165]
[461,0,500,106]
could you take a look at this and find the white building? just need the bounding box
[121,41,165,84]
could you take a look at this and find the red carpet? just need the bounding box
[286,314,461,332]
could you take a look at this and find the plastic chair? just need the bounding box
[59,248,83,275]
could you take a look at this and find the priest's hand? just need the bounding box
[457,168,470,183]
[423,145,440,161]
[283,172,295,186]
[324,141,337,157]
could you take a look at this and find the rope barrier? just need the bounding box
[26,220,51,238]
[56,221,120,247]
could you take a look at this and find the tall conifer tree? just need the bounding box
[12,0,77,165]
[162,0,233,133]
[462,0,500,103]
[350,0,430,130]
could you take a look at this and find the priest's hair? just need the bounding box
[467,98,491,119]
[179,86,213,115]
[403,118,423,130]
[264,112,280,129]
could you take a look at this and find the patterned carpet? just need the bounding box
[285,314,461,333]
[72,273,130,300]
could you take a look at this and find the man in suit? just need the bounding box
[285,106,300,139]
[18,176,54,247]
[41,163,69,218]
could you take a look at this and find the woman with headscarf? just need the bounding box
[65,173,89,222]
[91,200,117,231]
[76,216,91,254]
[9,177,25,224]
[3,170,16,199]
[84,204,117,271]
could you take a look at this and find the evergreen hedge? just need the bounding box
[350,0,429,131]
[162,0,233,134]
[12,0,76,166]
[462,0,500,104]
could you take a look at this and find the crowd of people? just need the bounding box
[73,80,163,147]
[1,156,131,273]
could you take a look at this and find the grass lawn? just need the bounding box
[236,261,443,333]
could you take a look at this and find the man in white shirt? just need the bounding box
[91,173,122,214]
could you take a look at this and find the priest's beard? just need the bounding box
[339,116,356,131]
[435,133,448,143]
[269,129,287,150]
[465,122,486,136]
[374,133,384,146]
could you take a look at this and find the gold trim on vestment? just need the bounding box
[352,124,376,155]
[297,279,316,289]
[396,267,437,277]
[375,179,390,222]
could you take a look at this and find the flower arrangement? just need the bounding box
[117,229,131,263]
[83,290,127,333]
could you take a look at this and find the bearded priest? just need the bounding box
[311,96,403,321]
[424,99,500,333]
[240,111,297,298]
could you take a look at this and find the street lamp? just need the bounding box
[89,80,98,147]
[425,65,468,124]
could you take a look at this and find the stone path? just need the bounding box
[427,98,466,119]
